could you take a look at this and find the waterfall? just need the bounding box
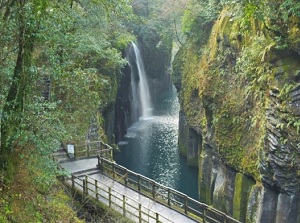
[128,42,152,121]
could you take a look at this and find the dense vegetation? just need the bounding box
[2,0,299,221]
[0,0,187,221]
[172,1,300,221]
[0,0,135,221]
[174,0,300,178]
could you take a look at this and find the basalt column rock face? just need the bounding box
[115,60,132,142]
[137,34,173,103]
[173,4,300,223]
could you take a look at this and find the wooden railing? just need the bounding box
[98,156,241,223]
[67,174,174,223]
[74,141,112,160]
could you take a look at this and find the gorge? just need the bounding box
[112,1,300,222]
[115,42,198,199]
[1,0,300,222]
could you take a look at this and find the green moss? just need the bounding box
[187,156,198,167]
[175,5,269,180]
[246,184,263,223]
[176,1,300,187]
[233,173,255,222]
[178,141,187,156]
[198,152,212,205]
[233,174,243,220]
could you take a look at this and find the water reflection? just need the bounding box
[114,86,198,199]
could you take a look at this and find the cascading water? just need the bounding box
[128,42,152,121]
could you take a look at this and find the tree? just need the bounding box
[0,0,50,182]
[0,0,134,184]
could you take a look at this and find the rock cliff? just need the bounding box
[173,2,300,222]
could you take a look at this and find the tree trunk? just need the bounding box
[0,0,34,182]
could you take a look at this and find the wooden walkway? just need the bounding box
[59,157,197,223]
[54,144,241,223]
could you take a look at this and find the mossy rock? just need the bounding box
[233,173,255,222]
[246,184,263,223]
[198,151,213,205]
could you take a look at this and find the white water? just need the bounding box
[130,42,152,119]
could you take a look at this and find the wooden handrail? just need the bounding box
[66,174,174,223]
[72,141,113,160]
[98,155,241,223]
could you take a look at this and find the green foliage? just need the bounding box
[175,0,300,183]
[0,174,83,223]
[182,0,218,33]
[281,0,300,17]
[0,0,135,198]
[236,36,274,96]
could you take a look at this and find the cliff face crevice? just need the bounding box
[174,2,300,222]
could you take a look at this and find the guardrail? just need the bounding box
[74,141,112,160]
[98,156,241,223]
[67,174,174,223]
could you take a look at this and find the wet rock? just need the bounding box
[199,150,213,204]
[233,173,255,222]
[275,193,300,223]
[258,187,278,223]
[246,184,263,223]
[212,164,236,216]
[187,128,201,167]
[178,112,189,156]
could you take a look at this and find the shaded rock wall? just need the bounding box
[114,59,132,142]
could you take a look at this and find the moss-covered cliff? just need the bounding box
[173,0,300,222]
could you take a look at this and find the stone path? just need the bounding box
[59,157,198,223]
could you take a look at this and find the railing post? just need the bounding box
[139,204,142,223]
[103,143,106,158]
[203,208,206,223]
[167,188,171,206]
[83,179,86,198]
[138,175,141,191]
[85,176,88,195]
[72,175,75,190]
[112,162,116,178]
[95,179,98,199]
[156,213,159,223]
[98,155,103,172]
[110,148,113,161]
[123,195,126,216]
[87,141,90,156]
[125,169,128,186]
[152,182,155,199]
[223,214,227,223]
[184,195,188,214]
[109,187,112,208]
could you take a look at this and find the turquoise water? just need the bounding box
[114,86,198,200]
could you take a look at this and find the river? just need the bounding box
[114,86,198,200]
